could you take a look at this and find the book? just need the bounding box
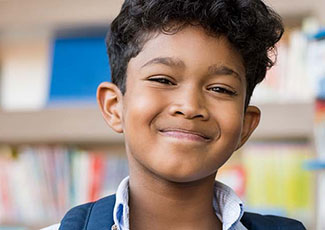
[218,141,314,228]
[48,36,110,105]
[0,146,128,226]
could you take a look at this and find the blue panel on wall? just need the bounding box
[49,37,110,104]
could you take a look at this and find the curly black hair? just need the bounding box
[106,0,284,107]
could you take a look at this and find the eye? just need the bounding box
[208,86,237,96]
[147,77,175,85]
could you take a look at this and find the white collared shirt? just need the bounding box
[42,177,247,230]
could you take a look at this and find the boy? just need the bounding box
[44,0,306,229]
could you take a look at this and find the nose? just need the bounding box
[168,86,209,120]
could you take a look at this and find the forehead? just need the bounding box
[128,25,245,78]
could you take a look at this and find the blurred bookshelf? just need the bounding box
[0,145,129,229]
[0,0,324,31]
[0,102,313,145]
[0,0,325,229]
[0,107,123,145]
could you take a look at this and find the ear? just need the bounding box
[97,82,124,133]
[236,106,261,150]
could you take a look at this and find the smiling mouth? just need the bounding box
[158,129,211,142]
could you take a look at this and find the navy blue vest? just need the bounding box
[59,194,306,230]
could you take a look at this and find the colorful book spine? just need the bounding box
[0,146,128,226]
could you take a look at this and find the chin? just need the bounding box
[151,166,216,184]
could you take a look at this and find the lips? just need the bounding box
[158,128,212,142]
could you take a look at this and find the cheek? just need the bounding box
[209,108,243,169]
[122,85,168,143]
[123,89,162,123]
[224,111,243,133]
[217,103,244,144]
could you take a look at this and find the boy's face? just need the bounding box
[98,26,260,183]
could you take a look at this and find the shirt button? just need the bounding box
[111,224,118,230]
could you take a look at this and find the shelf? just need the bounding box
[265,0,318,18]
[0,0,124,32]
[0,0,323,34]
[0,103,314,145]
[0,106,124,145]
[251,102,314,140]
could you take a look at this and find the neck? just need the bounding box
[128,165,221,230]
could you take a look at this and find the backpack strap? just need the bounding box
[60,195,306,230]
[241,212,306,230]
[59,194,116,230]
[87,194,116,230]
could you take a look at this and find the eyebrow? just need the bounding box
[141,56,242,82]
[208,65,242,83]
[141,57,185,69]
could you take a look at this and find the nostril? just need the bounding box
[169,104,209,120]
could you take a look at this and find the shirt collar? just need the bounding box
[113,176,246,230]
[113,176,130,229]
